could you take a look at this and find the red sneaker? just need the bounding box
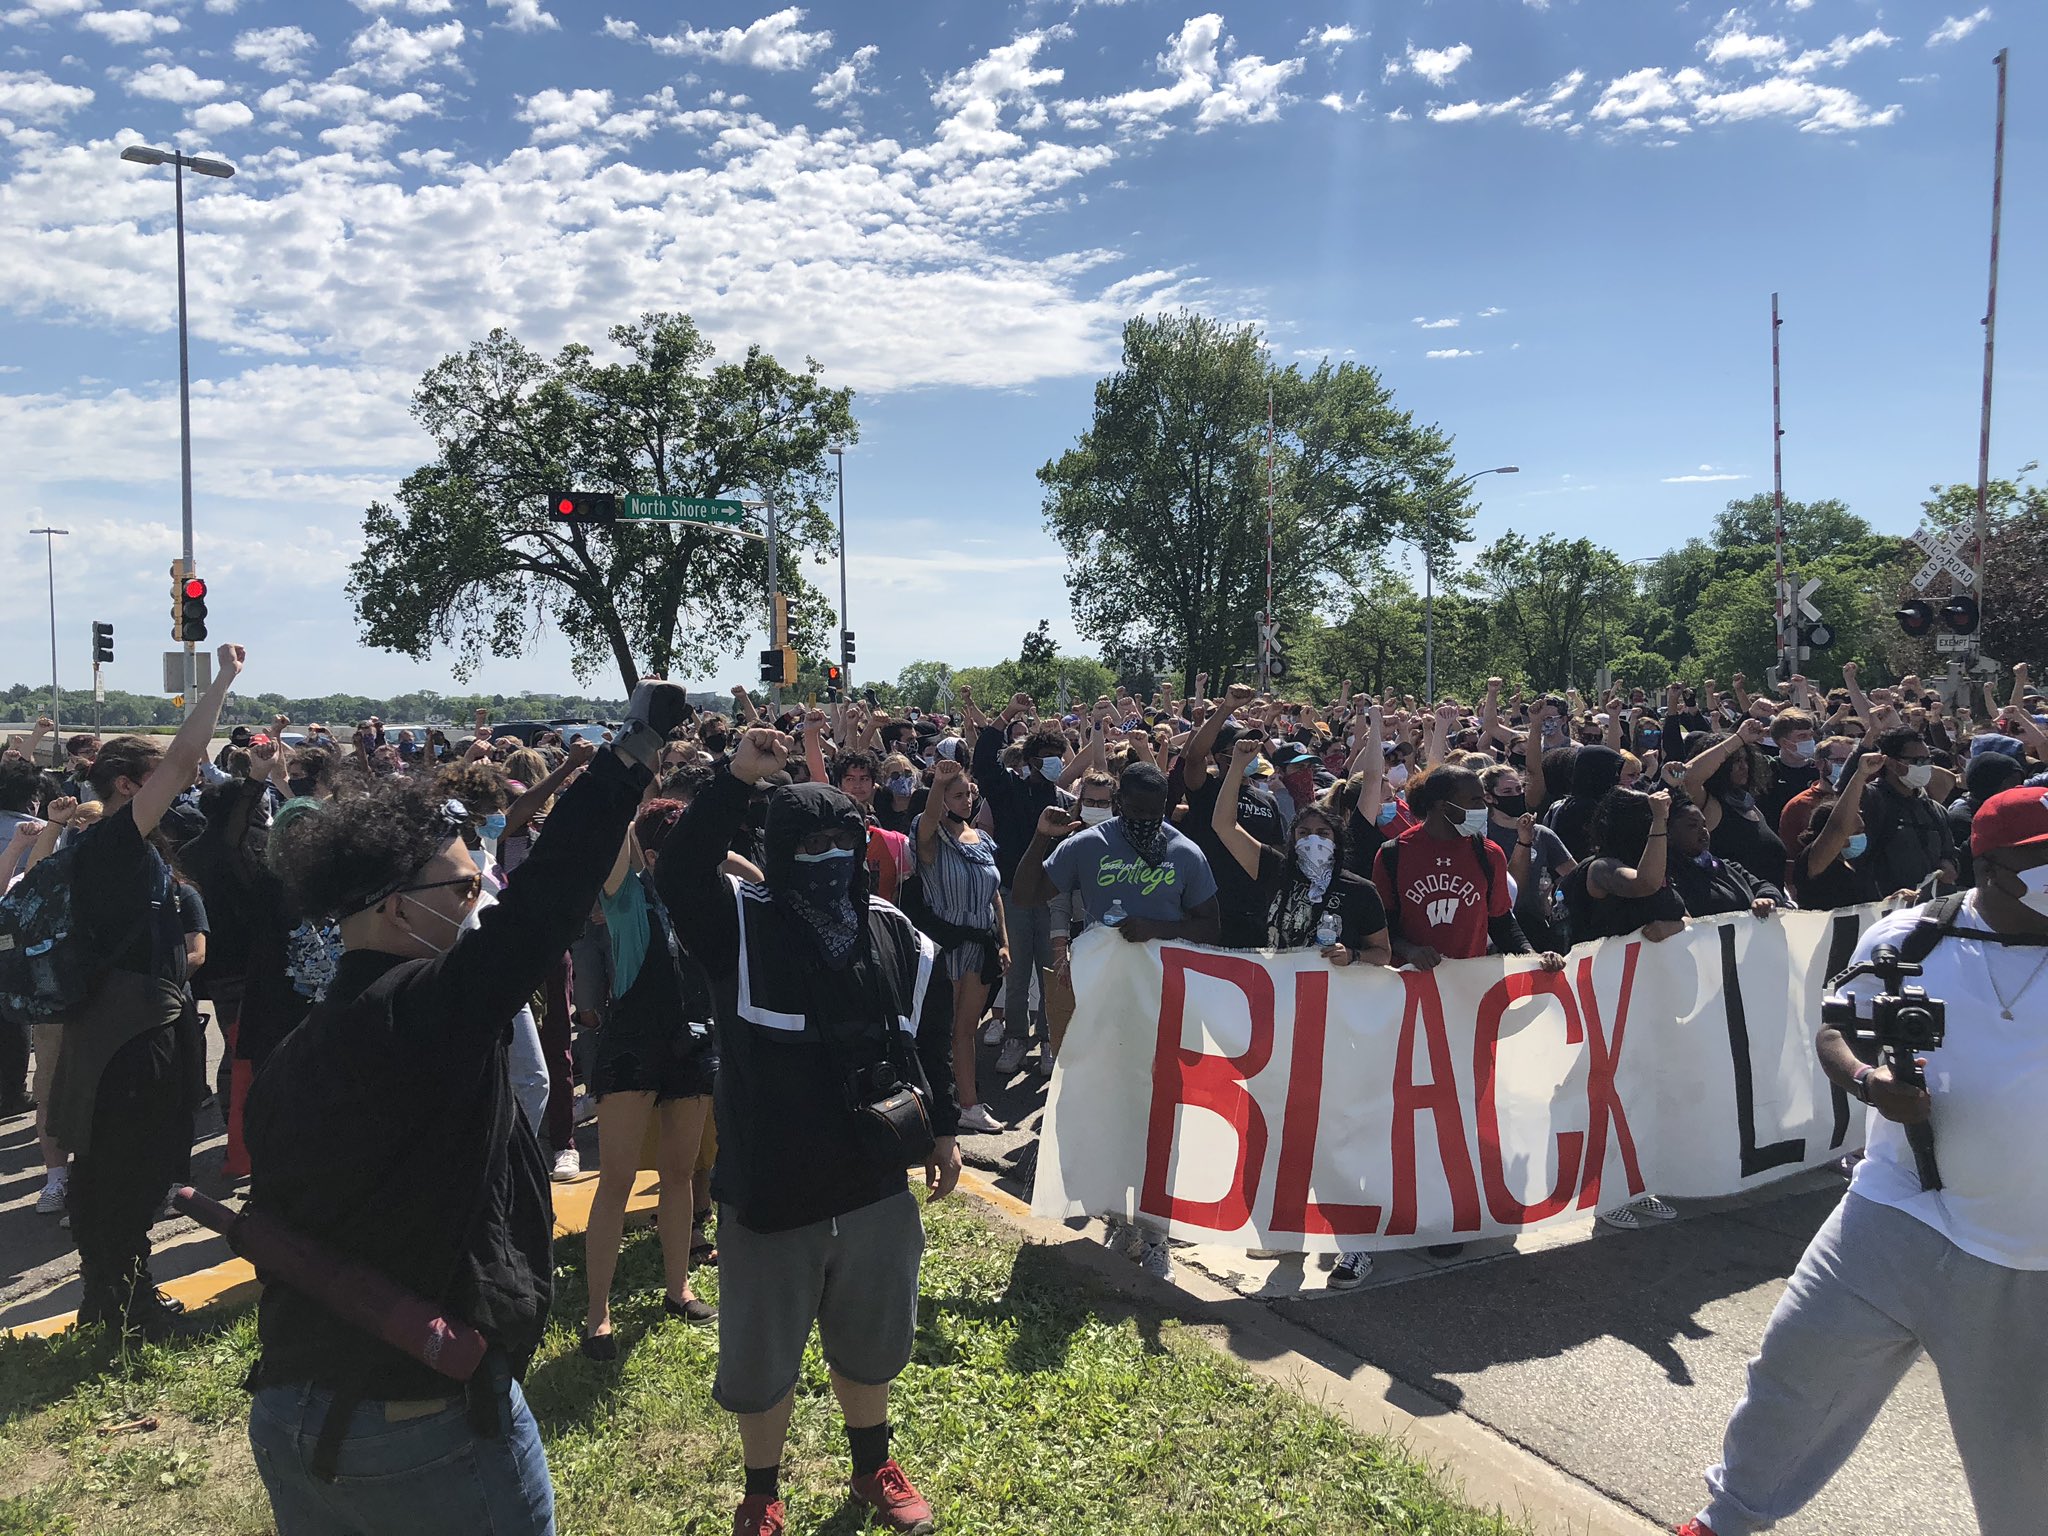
[733,1494,784,1536]
[1675,1522,1718,1536]
[848,1459,936,1533]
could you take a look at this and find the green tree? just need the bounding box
[1465,533,1635,692]
[348,313,856,694]
[1015,620,1061,704]
[1039,310,1465,695]
[1711,494,1872,555]
[893,661,957,713]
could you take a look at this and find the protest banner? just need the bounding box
[1033,906,1885,1251]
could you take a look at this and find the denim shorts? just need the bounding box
[247,1358,554,1536]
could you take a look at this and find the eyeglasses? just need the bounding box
[402,872,483,905]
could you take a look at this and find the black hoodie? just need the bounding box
[1542,745,1624,862]
[659,770,960,1233]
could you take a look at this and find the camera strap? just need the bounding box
[1900,892,2048,963]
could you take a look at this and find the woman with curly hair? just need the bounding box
[243,682,688,1535]
[1676,720,1787,887]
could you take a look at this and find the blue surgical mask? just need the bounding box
[1376,800,1399,826]
[1040,755,1064,781]
[1844,833,1868,860]
[481,812,507,840]
[788,846,857,905]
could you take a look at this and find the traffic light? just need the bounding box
[841,629,856,667]
[825,662,843,699]
[1940,594,1980,635]
[91,621,113,665]
[170,560,209,641]
[759,648,781,684]
[1896,600,1936,638]
[545,490,620,525]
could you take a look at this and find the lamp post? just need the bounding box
[29,527,69,732]
[828,443,849,692]
[119,143,234,719]
[1414,465,1517,702]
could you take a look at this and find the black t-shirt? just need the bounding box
[1670,851,1780,918]
[1563,862,1686,943]
[1250,844,1388,952]
[1790,845,1880,910]
[69,802,181,982]
[1183,773,1288,947]
[1760,760,1820,830]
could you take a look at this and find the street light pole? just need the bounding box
[30,527,69,732]
[1418,465,1518,702]
[120,142,234,719]
[829,444,849,692]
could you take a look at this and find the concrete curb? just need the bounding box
[955,1170,1664,1536]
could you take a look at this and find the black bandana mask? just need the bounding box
[1120,814,1167,863]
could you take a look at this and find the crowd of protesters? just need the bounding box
[4,647,2046,1536]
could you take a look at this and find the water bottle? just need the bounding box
[1315,911,1340,949]
[1102,897,1128,930]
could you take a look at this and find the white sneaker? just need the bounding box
[1138,1237,1174,1282]
[957,1103,1004,1134]
[35,1175,67,1214]
[1631,1195,1679,1221]
[995,1038,1028,1075]
[1329,1251,1374,1289]
[980,1017,1005,1048]
[550,1146,582,1182]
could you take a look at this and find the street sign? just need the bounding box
[1908,523,1975,592]
[621,495,746,525]
[163,651,213,692]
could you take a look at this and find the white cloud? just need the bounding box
[1692,75,1900,132]
[1927,10,1991,46]
[1058,14,1305,131]
[1662,465,1745,482]
[0,0,91,21]
[345,18,464,84]
[515,86,654,143]
[1478,305,1505,317]
[1301,23,1356,55]
[1785,28,1895,74]
[77,9,181,44]
[486,0,557,30]
[603,8,833,72]
[190,99,254,135]
[122,63,228,103]
[1412,315,1458,329]
[1384,104,1410,121]
[1425,348,1479,359]
[345,0,453,13]
[1702,12,1787,67]
[1318,91,1367,112]
[1390,42,1472,85]
[0,68,92,120]
[235,26,318,73]
[1429,95,1526,123]
[812,44,877,109]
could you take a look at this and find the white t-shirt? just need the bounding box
[1841,895,2048,1270]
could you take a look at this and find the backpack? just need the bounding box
[0,843,141,1021]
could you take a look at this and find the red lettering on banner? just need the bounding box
[1271,970,1384,1238]
[1575,945,1647,1210]
[1139,949,1276,1231]
[1385,970,1481,1236]
[1472,971,1586,1224]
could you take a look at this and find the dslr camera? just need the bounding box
[1822,944,1946,1190]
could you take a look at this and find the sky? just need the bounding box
[0,0,2039,702]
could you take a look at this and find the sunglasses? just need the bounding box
[402,871,484,905]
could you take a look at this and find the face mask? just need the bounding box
[788,846,857,905]
[1120,814,1164,849]
[1725,790,1755,812]
[1781,738,1815,764]
[1900,763,1933,791]
[1826,760,1849,786]
[288,777,316,798]
[400,891,467,956]
[481,812,507,840]
[1294,833,1335,876]
[1491,793,1528,820]
[1844,833,1869,860]
[882,773,912,798]
[1455,807,1491,838]
[703,732,728,756]
[1079,804,1113,826]
[1246,755,1268,778]
[2018,865,2048,919]
[1387,764,1410,788]
[1040,756,1063,780]
[1376,800,1400,826]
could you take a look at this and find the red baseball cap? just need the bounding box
[1971,785,2048,857]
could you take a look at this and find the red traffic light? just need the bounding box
[183,576,207,600]
[555,496,575,516]
[1896,600,1936,638]
[545,490,619,523]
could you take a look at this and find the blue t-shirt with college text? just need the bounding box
[1042,819,1218,929]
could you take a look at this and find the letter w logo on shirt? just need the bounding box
[1426,897,1461,927]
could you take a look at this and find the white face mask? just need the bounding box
[1900,762,1933,791]
[1079,804,1113,826]
[2018,865,2048,919]
[1455,806,1491,838]
[1387,764,1410,788]
[1781,738,1815,764]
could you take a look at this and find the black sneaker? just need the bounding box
[1328,1252,1374,1290]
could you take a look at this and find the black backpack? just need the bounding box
[0,842,163,1021]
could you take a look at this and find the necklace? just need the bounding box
[1981,901,2048,1019]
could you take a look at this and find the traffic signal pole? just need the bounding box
[174,154,197,719]
[765,493,781,712]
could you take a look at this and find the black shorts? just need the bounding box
[589,1015,716,1103]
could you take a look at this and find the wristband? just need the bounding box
[1852,1064,1877,1104]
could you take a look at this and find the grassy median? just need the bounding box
[0,1199,1524,1535]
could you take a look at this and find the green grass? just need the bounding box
[1,1200,1525,1535]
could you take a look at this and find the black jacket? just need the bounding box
[658,769,959,1233]
[972,726,1067,888]
[244,748,648,1397]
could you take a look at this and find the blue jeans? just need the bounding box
[248,1360,555,1536]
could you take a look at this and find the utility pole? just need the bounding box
[830,446,850,693]
[1771,294,1791,684]
[765,493,782,712]
[1971,48,2009,657]
[30,527,68,732]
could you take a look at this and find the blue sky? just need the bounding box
[0,0,2038,700]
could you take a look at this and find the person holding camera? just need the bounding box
[242,679,690,1536]
[655,726,960,1536]
[1682,786,2048,1536]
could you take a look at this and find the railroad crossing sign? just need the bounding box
[1258,616,1288,682]
[1909,523,1975,592]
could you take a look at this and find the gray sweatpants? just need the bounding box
[1002,899,1052,1042]
[1701,1192,2048,1536]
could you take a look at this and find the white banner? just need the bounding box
[1033,907,1887,1252]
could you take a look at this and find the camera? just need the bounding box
[1821,944,1946,1190]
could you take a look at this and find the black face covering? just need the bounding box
[1492,792,1528,820]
